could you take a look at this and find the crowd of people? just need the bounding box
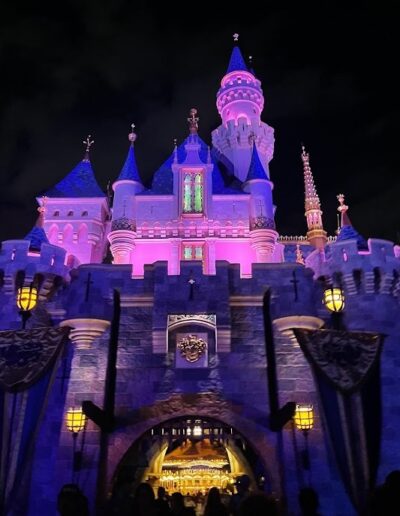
[56,470,400,515]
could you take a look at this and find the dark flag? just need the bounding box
[0,326,70,515]
[294,328,384,513]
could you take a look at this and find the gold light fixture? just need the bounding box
[323,287,345,313]
[16,286,38,312]
[294,404,314,432]
[66,407,87,434]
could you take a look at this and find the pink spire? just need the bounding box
[301,145,327,249]
[301,145,321,213]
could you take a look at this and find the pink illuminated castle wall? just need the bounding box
[40,40,330,277]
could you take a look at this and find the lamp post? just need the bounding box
[66,407,87,479]
[294,404,314,473]
[16,285,38,329]
[323,287,345,330]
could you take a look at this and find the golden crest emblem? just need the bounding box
[177,334,207,363]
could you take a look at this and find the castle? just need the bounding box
[0,38,399,516]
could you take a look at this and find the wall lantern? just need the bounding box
[66,407,87,434]
[66,407,87,476]
[16,285,38,328]
[294,404,314,473]
[294,404,314,432]
[323,287,345,313]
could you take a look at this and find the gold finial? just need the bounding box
[37,196,47,215]
[337,193,348,213]
[129,123,137,145]
[173,138,177,147]
[173,138,178,163]
[233,33,239,42]
[187,108,199,135]
[83,135,94,161]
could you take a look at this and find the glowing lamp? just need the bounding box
[66,408,87,434]
[16,286,38,312]
[193,425,202,437]
[323,287,345,313]
[294,404,314,432]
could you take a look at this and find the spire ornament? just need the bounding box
[128,123,137,145]
[36,196,47,227]
[187,108,199,135]
[337,193,351,227]
[233,33,239,42]
[83,135,94,162]
[296,244,305,265]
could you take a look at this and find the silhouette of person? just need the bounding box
[170,492,195,515]
[155,486,171,515]
[238,492,278,516]
[57,484,89,516]
[204,487,228,516]
[229,475,251,516]
[370,470,400,516]
[298,487,321,516]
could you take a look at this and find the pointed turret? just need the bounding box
[116,126,142,184]
[212,34,274,183]
[109,125,144,265]
[45,135,104,198]
[41,137,109,265]
[301,145,327,250]
[243,142,278,262]
[24,197,49,251]
[245,142,269,182]
[336,194,368,250]
[227,38,248,73]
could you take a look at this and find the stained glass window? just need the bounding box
[182,171,203,213]
[182,244,203,261]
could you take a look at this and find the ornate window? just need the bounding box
[182,243,203,261]
[182,170,203,214]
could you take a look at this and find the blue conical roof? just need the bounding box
[24,226,49,251]
[45,159,104,198]
[245,145,268,181]
[337,224,368,250]
[227,46,248,74]
[117,145,142,183]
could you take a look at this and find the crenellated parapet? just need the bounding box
[0,239,68,299]
[318,239,400,301]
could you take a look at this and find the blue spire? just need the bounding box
[117,145,142,183]
[24,226,49,251]
[45,159,104,197]
[337,225,368,250]
[245,144,268,182]
[227,46,248,74]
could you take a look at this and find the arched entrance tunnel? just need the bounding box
[112,416,270,496]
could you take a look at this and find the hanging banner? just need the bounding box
[0,326,70,515]
[294,329,383,513]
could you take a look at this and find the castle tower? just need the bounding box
[243,142,278,261]
[301,145,327,250]
[108,125,144,264]
[42,136,109,266]
[212,34,275,182]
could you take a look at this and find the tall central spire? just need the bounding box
[301,145,327,249]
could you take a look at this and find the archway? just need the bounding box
[111,416,270,498]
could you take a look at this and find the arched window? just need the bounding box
[182,170,203,214]
[67,211,73,216]
[53,210,60,216]
[81,211,88,216]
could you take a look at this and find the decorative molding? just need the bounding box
[111,217,136,232]
[229,296,263,307]
[60,318,110,349]
[251,216,275,230]
[177,334,207,363]
[168,314,216,329]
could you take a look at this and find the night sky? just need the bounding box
[0,3,398,243]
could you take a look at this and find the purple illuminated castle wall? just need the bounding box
[1,37,400,516]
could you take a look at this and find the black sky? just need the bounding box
[0,2,398,243]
